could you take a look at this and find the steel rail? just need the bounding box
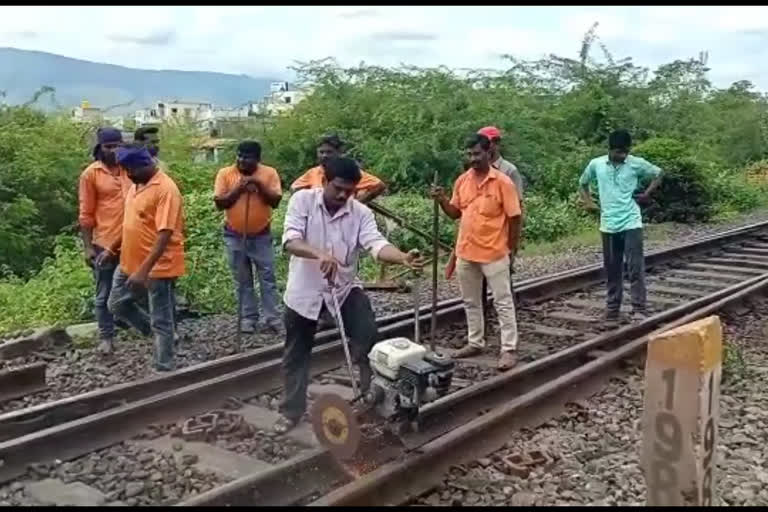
[1,221,767,485]
[312,274,768,506]
[180,272,768,506]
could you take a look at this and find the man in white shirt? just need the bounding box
[275,156,423,433]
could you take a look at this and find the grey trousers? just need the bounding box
[91,245,117,340]
[602,228,646,312]
[108,268,178,371]
[223,226,281,328]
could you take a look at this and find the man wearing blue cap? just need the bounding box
[107,144,186,372]
[78,127,132,354]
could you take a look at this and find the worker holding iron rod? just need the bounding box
[214,141,283,336]
[275,156,424,434]
[430,133,522,371]
[477,126,525,317]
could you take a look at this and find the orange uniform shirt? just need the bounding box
[120,170,186,279]
[214,164,282,235]
[450,168,521,264]
[290,165,383,193]
[77,161,132,250]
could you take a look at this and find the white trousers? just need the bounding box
[456,255,518,353]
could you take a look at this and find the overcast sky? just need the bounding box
[1,5,767,89]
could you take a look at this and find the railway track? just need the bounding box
[3,219,768,505]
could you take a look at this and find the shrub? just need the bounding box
[632,137,714,223]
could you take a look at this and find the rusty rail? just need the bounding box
[312,274,768,506]
[0,363,47,405]
[1,221,768,487]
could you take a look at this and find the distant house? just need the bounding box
[72,100,104,123]
[257,81,308,116]
[135,100,214,129]
[193,136,237,163]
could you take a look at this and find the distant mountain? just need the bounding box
[0,47,279,113]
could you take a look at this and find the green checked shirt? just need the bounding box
[579,154,662,234]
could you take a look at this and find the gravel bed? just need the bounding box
[416,299,768,506]
[0,442,229,506]
[2,210,767,415]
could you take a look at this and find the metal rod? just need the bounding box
[330,286,360,399]
[412,271,420,345]
[430,169,439,352]
[368,201,452,253]
[236,191,250,351]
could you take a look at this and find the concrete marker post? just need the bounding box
[640,315,722,505]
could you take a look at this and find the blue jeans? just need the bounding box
[108,268,177,371]
[223,226,280,327]
[92,245,117,340]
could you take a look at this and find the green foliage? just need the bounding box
[633,137,714,223]
[3,26,768,331]
[0,107,90,275]
[0,235,92,332]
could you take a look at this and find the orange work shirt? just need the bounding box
[77,161,132,250]
[450,167,521,264]
[214,164,282,235]
[290,165,383,193]
[120,170,186,279]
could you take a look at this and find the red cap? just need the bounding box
[478,126,501,140]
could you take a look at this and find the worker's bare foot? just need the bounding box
[498,351,518,371]
[452,345,482,359]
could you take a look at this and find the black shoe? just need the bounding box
[604,310,620,327]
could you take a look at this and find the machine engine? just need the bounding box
[365,337,454,422]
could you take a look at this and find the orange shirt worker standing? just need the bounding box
[214,141,283,334]
[430,133,522,371]
[78,127,132,354]
[107,144,185,372]
[290,133,386,203]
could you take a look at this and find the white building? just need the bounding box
[135,100,214,128]
[258,82,308,116]
[72,100,104,123]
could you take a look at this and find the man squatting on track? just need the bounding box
[274,156,424,433]
[214,141,283,334]
[578,129,664,325]
[107,144,186,372]
[431,133,523,371]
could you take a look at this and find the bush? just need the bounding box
[0,235,92,332]
[632,137,714,223]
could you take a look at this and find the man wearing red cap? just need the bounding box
[477,126,525,210]
[476,126,525,317]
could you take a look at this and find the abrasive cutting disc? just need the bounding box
[310,393,361,460]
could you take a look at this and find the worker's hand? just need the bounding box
[94,249,117,268]
[239,176,260,194]
[634,192,651,206]
[403,249,425,270]
[127,269,150,292]
[84,246,97,268]
[583,200,600,212]
[428,185,447,203]
[319,252,340,284]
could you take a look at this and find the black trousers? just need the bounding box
[602,228,646,312]
[280,288,378,420]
